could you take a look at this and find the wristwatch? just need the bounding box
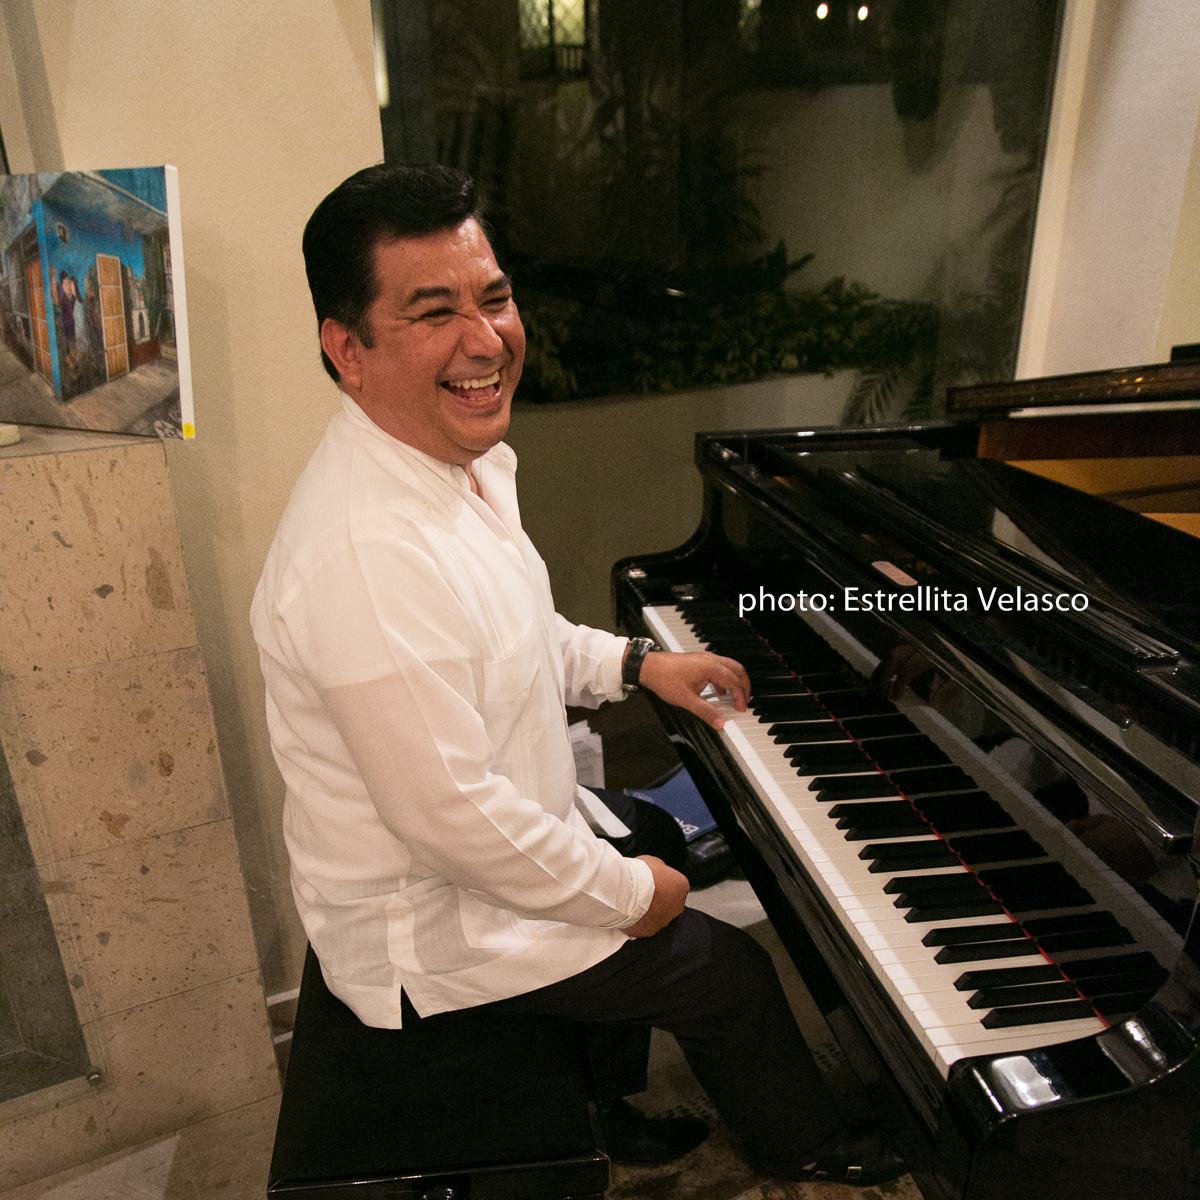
[621,637,658,693]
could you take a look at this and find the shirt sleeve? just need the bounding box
[557,614,628,708]
[273,535,653,929]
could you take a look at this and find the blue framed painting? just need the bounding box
[0,166,193,438]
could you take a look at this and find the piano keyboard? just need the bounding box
[644,601,1178,1077]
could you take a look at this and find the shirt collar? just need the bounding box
[337,391,518,488]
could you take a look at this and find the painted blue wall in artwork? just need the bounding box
[40,198,147,285]
[97,168,167,214]
[33,196,149,400]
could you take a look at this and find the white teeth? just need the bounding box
[445,372,500,390]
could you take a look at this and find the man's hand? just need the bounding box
[623,855,690,938]
[638,650,751,730]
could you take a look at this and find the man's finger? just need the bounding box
[675,687,731,730]
[704,658,750,709]
[713,654,752,698]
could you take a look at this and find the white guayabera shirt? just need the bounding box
[251,396,654,1028]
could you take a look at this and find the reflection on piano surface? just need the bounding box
[613,383,1200,1200]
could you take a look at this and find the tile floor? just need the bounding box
[0,880,926,1200]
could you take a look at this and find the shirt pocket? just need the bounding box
[479,620,541,761]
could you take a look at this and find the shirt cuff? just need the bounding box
[599,635,630,701]
[615,854,656,929]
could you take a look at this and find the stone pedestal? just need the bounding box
[0,427,278,1191]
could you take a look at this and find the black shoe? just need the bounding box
[758,1123,906,1187]
[596,1098,709,1167]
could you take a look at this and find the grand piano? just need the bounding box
[613,361,1200,1200]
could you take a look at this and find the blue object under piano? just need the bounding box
[628,767,733,887]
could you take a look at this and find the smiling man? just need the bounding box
[251,164,902,1186]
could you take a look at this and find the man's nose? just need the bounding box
[459,309,505,357]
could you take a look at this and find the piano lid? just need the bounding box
[945,357,1200,416]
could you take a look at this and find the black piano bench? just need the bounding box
[267,946,609,1200]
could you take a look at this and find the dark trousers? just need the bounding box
[406,790,842,1170]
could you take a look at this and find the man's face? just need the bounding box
[324,218,525,465]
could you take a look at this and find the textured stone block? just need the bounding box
[1,647,228,864]
[0,443,195,676]
[46,819,260,1019]
[96,970,277,1148]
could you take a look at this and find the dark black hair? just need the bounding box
[302,163,482,381]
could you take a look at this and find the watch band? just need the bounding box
[621,637,657,693]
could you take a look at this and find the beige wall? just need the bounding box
[1,0,384,995]
[506,372,856,634]
[1156,113,1200,360]
[1018,0,1200,376]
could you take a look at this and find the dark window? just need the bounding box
[374,0,1064,417]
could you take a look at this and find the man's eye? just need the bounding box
[417,308,456,324]
[483,295,513,312]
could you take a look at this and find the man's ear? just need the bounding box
[320,318,365,390]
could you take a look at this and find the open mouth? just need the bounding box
[441,371,501,400]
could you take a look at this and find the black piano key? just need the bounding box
[893,885,997,910]
[843,822,936,841]
[1008,890,1097,914]
[779,653,851,672]
[943,831,1047,865]
[820,691,899,719]
[685,629,760,644]
[754,698,828,720]
[861,841,960,872]
[755,623,832,646]
[883,871,982,898]
[887,765,978,794]
[702,639,772,653]
[981,999,1097,1028]
[786,744,873,767]
[955,964,1063,990]
[792,755,874,775]
[799,761,881,778]
[904,900,1007,922]
[830,800,924,825]
[743,661,795,677]
[909,793,1017,831]
[772,722,848,743]
[894,889,996,914]
[1059,952,1161,979]
[1036,927,1135,952]
[1076,967,1169,999]
[748,677,799,693]
[841,714,921,738]
[969,981,1081,1009]
[747,676,798,692]
[813,776,899,799]
[1092,990,1159,1017]
[676,612,737,626]
[934,939,1043,964]
[751,682,820,699]
[923,922,1028,947]
[793,669,864,690]
[1023,911,1122,935]
[861,738,952,771]
[977,863,1095,911]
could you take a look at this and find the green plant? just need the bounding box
[515,241,938,404]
